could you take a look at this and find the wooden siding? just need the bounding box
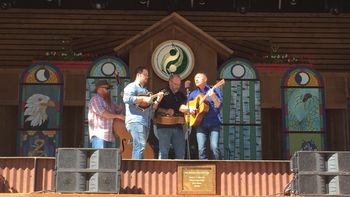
[0,9,350,69]
[0,9,349,157]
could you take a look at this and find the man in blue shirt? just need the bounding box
[180,73,223,160]
[123,66,164,159]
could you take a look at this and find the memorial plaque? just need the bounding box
[177,164,216,194]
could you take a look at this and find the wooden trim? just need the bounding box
[114,12,233,58]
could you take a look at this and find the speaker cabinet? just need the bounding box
[55,172,86,192]
[329,175,350,195]
[56,149,87,169]
[89,172,120,193]
[327,152,350,172]
[293,174,326,195]
[55,148,121,193]
[89,149,121,170]
[290,151,325,172]
[291,151,350,195]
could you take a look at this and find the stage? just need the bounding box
[0,157,292,196]
[0,195,312,197]
[1,195,252,197]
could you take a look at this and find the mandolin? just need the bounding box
[136,91,168,111]
[184,79,225,128]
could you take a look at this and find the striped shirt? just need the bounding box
[88,94,118,142]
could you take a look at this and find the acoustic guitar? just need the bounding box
[154,114,185,125]
[184,79,225,128]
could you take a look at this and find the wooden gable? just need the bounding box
[113,12,233,91]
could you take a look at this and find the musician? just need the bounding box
[155,74,186,159]
[123,66,164,159]
[180,73,223,160]
[88,79,125,148]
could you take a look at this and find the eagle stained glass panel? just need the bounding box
[18,63,63,156]
[20,85,61,129]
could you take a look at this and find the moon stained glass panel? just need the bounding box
[282,66,325,158]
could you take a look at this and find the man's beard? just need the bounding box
[141,79,148,86]
[103,92,111,104]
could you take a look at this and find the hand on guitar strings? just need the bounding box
[208,88,215,97]
[142,96,153,104]
[188,106,198,115]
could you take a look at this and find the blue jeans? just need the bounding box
[91,136,114,148]
[196,126,221,160]
[156,126,185,159]
[126,122,150,159]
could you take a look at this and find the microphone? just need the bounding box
[184,80,191,96]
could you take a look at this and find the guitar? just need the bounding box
[184,79,225,128]
[113,70,154,159]
[113,118,154,159]
[154,114,185,125]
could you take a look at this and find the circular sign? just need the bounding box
[152,40,195,81]
[295,71,310,85]
[231,64,246,78]
[101,62,116,76]
[35,68,49,82]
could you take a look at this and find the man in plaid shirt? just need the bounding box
[88,79,124,148]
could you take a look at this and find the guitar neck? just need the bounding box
[149,94,159,100]
[141,92,165,103]
[199,92,210,105]
[198,79,225,105]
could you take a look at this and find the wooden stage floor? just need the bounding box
[0,195,322,197]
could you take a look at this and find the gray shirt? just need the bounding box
[123,81,153,128]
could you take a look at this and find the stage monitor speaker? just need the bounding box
[88,172,120,193]
[56,172,86,192]
[55,148,121,193]
[89,149,121,170]
[327,152,350,172]
[291,151,325,172]
[56,148,87,169]
[291,151,350,195]
[329,175,350,195]
[292,174,326,195]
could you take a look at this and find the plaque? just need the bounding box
[177,164,216,194]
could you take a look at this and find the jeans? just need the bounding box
[91,136,114,148]
[156,126,185,159]
[126,122,150,159]
[196,126,221,160]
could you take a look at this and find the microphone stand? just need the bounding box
[185,88,191,159]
